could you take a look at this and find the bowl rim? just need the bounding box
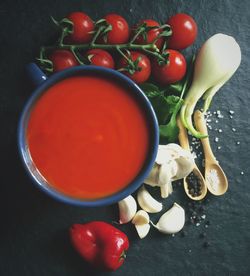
[17,65,159,207]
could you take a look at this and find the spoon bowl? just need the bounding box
[194,110,228,196]
[177,117,207,200]
[205,162,228,196]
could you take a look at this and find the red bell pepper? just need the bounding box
[70,221,129,271]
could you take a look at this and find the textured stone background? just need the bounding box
[0,0,249,275]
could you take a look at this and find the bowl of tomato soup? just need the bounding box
[18,64,158,206]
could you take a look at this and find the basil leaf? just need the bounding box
[140,82,161,98]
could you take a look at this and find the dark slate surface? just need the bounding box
[1,0,250,275]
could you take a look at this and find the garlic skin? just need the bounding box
[132,210,150,225]
[144,144,194,198]
[135,223,150,239]
[118,195,137,224]
[137,185,162,213]
[152,203,185,234]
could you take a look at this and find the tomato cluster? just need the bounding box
[48,12,197,85]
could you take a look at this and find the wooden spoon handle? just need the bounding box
[177,116,190,151]
[194,110,216,162]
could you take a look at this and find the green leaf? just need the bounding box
[139,83,161,98]
[167,82,184,94]
[159,100,183,142]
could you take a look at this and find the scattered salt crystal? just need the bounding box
[196,223,200,227]
[206,119,211,123]
[218,114,224,118]
[236,141,240,145]
[217,110,221,114]
[230,115,233,119]
[214,137,219,142]
[213,111,216,115]
[208,125,212,130]
[232,128,236,132]
[217,146,221,150]
[188,249,192,253]
[172,234,175,237]
[229,110,235,114]
[215,120,219,123]
[205,225,208,228]
[241,171,244,175]
[218,129,222,133]
[201,215,206,220]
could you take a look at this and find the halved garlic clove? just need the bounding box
[118,195,137,224]
[137,185,162,213]
[152,203,185,234]
[158,163,174,198]
[132,210,150,225]
[135,223,150,239]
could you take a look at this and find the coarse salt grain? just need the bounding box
[241,171,244,175]
[236,141,240,145]
[232,128,236,132]
[218,129,222,133]
[229,110,235,114]
[214,137,219,142]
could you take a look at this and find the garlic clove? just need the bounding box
[158,163,175,198]
[135,223,150,239]
[137,185,162,213]
[118,195,137,224]
[132,210,150,225]
[144,164,160,187]
[152,203,185,234]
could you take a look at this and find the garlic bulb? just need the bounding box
[137,185,162,213]
[144,144,194,198]
[118,195,137,224]
[152,203,185,234]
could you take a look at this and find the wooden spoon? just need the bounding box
[194,110,228,196]
[177,117,207,201]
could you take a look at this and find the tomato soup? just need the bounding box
[27,75,149,199]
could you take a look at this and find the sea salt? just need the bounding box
[207,169,220,191]
[229,110,235,114]
[232,128,236,132]
[236,141,240,145]
[214,137,219,142]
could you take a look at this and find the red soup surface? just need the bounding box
[27,75,150,199]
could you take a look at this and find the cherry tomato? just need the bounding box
[85,49,115,69]
[152,49,186,85]
[132,19,164,50]
[118,51,151,84]
[49,50,78,73]
[166,13,197,50]
[65,12,94,44]
[100,14,129,44]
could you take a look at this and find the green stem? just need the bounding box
[142,47,165,61]
[129,27,145,45]
[42,43,160,57]
[70,46,84,65]
[90,26,105,45]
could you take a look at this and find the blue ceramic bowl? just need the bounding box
[18,63,159,207]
